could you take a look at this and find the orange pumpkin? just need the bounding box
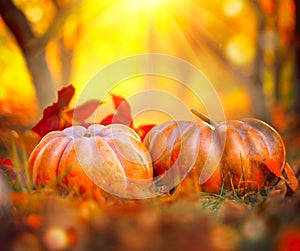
[29,124,153,198]
[144,111,289,195]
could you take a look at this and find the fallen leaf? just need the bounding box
[283,163,299,192]
[3,158,13,166]
[263,159,286,180]
[263,159,299,192]
[269,180,287,200]
[0,156,16,179]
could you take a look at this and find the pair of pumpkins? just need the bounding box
[28,111,296,199]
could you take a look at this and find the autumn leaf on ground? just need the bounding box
[263,159,285,179]
[283,163,299,192]
[0,156,16,180]
[0,156,13,171]
[263,159,299,192]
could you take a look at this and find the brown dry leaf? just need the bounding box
[284,163,299,192]
[269,180,287,200]
[263,159,299,192]
[263,159,286,181]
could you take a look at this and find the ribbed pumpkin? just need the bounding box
[29,124,153,198]
[144,111,287,194]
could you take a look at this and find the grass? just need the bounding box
[7,131,32,192]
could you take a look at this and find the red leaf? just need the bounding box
[0,157,14,173]
[100,114,114,126]
[100,113,131,126]
[32,85,75,137]
[111,94,132,124]
[65,100,102,123]
[0,157,13,167]
[57,84,75,108]
[3,159,13,166]
[284,163,299,192]
[263,159,285,179]
[136,124,156,141]
[32,108,65,137]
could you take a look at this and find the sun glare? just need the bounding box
[222,0,244,17]
[127,0,167,11]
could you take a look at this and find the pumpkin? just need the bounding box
[144,110,294,195]
[28,124,153,198]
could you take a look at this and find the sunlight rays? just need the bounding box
[0,0,272,131]
[126,0,167,11]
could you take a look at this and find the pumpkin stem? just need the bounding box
[191,109,218,128]
[84,131,92,137]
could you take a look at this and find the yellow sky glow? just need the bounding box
[127,0,166,10]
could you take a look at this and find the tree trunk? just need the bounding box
[251,16,269,120]
[0,0,56,111]
[24,49,57,110]
[58,38,74,86]
[250,1,271,121]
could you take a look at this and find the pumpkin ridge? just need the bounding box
[238,120,285,187]
[217,123,245,188]
[104,137,152,179]
[94,137,125,175]
[31,136,71,186]
[241,121,273,160]
[233,123,268,186]
[242,119,286,167]
[56,137,73,179]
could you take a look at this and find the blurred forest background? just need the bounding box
[0,0,299,133]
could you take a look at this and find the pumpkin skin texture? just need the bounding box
[28,124,153,198]
[143,118,286,195]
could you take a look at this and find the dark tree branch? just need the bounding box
[0,0,35,54]
[0,0,56,111]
